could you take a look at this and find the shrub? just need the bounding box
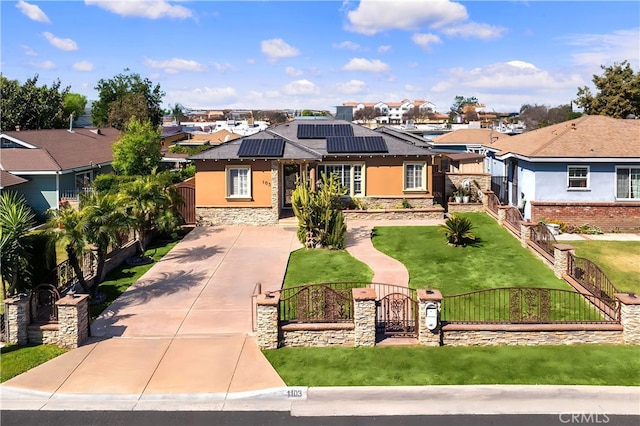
[441,214,476,246]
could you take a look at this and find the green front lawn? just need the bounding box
[371,213,567,294]
[264,345,640,386]
[1,344,68,383]
[283,248,373,288]
[569,241,640,294]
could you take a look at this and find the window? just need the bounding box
[75,171,93,191]
[317,164,364,197]
[616,167,640,199]
[404,162,426,191]
[226,166,251,198]
[567,166,589,189]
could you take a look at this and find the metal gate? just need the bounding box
[432,171,446,206]
[376,291,419,338]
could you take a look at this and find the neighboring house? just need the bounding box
[485,115,640,230]
[344,99,438,125]
[190,119,440,225]
[0,128,120,215]
[429,129,511,175]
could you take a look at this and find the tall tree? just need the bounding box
[167,102,188,124]
[91,69,165,129]
[0,74,70,130]
[0,192,35,298]
[111,117,162,176]
[450,95,479,123]
[575,60,640,118]
[63,92,88,126]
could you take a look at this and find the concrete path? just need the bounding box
[2,226,302,408]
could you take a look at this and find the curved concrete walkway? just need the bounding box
[345,219,445,288]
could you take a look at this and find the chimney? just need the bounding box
[15,125,20,131]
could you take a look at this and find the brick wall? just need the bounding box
[531,201,640,232]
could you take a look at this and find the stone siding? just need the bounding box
[4,296,29,345]
[281,324,355,347]
[447,202,484,213]
[196,206,278,226]
[27,324,59,345]
[618,294,640,345]
[343,208,444,221]
[531,201,640,232]
[56,294,89,348]
[445,173,491,198]
[359,196,436,209]
[353,288,376,347]
[256,294,279,350]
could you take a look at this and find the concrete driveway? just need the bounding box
[2,226,302,408]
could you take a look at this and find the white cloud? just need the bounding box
[168,86,238,109]
[73,61,94,71]
[32,60,56,70]
[412,33,442,51]
[563,28,640,70]
[16,0,50,23]
[442,22,507,40]
[43,32,78,51]
[336,79,367,94]
[261,38,300,63]
[21,45,37,56]
[246,58,256,65]
[84,0,192,19]
[286,66,303,77]
[346,0,467,35]
[213,62,234,73]
[283,79,320,95]
[333,41,361,50]
[404,84,422,92]
[342,58,390,73]
[144,57,207,73]
[378,45,392,54]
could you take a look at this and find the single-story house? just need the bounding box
[0,127,120,216]
[429,128,511,174]
[485,115,640,230]
[189,119,441,225]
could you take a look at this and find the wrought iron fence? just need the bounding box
[0,312,5,342]
[30,284,61,323]
[42,251,97,294]
[491,176,509,205]
[487,192,500,216]
[530,223,557,260]
[504,206,523,236]
[441,287,619,324]
[279,282,367,323]
[567,253,618,308]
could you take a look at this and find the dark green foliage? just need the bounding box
[20,232,56,291]
[167,144,211,155]
[441,214,476,246]
[92,173,137,193]
[112,117,162,176]
[63,93,87,124]
[575,60,640,118]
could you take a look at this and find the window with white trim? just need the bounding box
[404,162,426,191]
[226,166,251,198]
[317,164,364,197]
[616,167,640,199]
[567,166,589,189]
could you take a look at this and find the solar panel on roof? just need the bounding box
[238,139,285,157]
[297,124,315,139]
[326,136,388,153]
[333,124,354,137]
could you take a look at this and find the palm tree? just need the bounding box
[441,214,476,247]
[82,192,131,296]
[47,204,90,293]
[0,192,35,298]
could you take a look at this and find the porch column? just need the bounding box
[497,205,510,226]
[352,288,376,347]
[4,294,30,345]
[417,289,442,346]
[256,293,280,350]
[520,221,536,248]
[553,244,575,279]
[482,190,494,211]
[56,293,90,349]
[616,293,640,344]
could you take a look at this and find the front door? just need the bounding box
[282,164,300,208]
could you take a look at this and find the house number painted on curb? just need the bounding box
[287,389,304,398]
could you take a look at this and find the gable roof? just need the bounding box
[190,119,434,161]
[0,170,29,189]
[431,128,511,146]
[491,115,640,159]
[0,128,120,172]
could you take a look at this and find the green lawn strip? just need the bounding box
[1,344,68,383]
[283,248,373,288]
[263,345,640,386]
[569,241,640,294]
[89,239,181,320]
[371,213,567,294]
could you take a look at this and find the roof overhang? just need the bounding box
[497,152,640,163]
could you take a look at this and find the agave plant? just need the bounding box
[441,214,476,246]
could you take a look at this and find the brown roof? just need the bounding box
[444,152,485,161]
[0,128,120,172]
[492,115,640,158]
[432,129,510,145]
[0,170,28,188]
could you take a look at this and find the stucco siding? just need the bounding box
[11,175,57,214]
[533,163,623,202]
[364,156,433,196]
[195,160,273,207]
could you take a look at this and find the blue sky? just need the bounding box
[2,1,639,114]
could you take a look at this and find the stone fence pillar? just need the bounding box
[520,221,536,248]
[482,190,494,211]
[352,288,376,347]
[616,293,640,345]
[56,294,90,349]
[4,294,30,345]
[497,205,510,226]
[553,244,575,279]
[417,289,442,346]
[256,293,280,350]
